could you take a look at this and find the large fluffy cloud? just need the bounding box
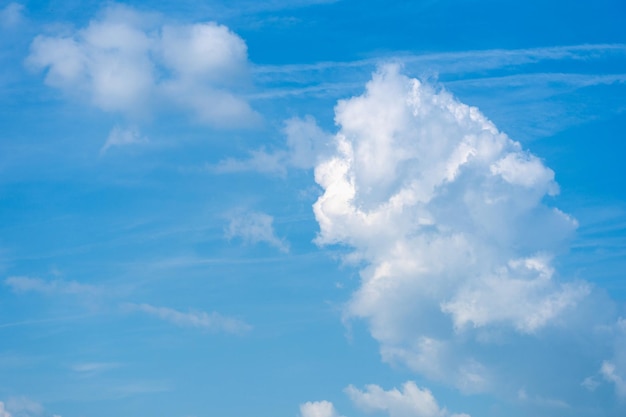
[27,4,258,128]
[312,65,590,393]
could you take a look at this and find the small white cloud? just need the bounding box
[581,376,600,391]
[126,303,251,335]
[600,361,626,398]
[4,397,43,417]
[299,401,341,417]
[213,116,331,175]
[346,381,469,417]
[0,402,12,417]
[225,210,289,253]
[100,125,147,154]
[283,116,332,170]
[0,3,24,29]
[4,276,101,297]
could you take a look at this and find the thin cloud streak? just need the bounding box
[125,303,252,335]
[253,43,626,75]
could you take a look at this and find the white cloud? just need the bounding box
[127,303,251,334]
[253,44,626,88]
[0,402,11,417]
[299,401,341,417]
[27,4,258,127]
[517,388,569,409]
[71,362,120,373]
[601,361,626,398]
[311,65,588,389]
[213,115,331,175]
[100,125,147,154]
[595,317,626,398]
[225,210,289,252]
[214,148,288,176]
[3,397,43,417]
[440,255,589,333]
[4,276,101,297]
[581,376,600,392]
[160,22,247,82]
[346,381,469,417]
[27,5,156,115]
[0,3,23,29]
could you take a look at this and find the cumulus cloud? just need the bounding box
[299,400,341,417]
[225,210,289,252]
[27,4,258,127]
[214,115,331,175]
[4,276,101,297]
[126,303,251,334]
[311,65,588,389]
[346,381,469,417]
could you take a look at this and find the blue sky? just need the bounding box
[0,1,625,416]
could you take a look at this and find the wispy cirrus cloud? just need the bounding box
[253,44,626,80]
[125,303,251,335]
[71,361,121,374]
[4,276,102,297]
[251,44,626,139]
